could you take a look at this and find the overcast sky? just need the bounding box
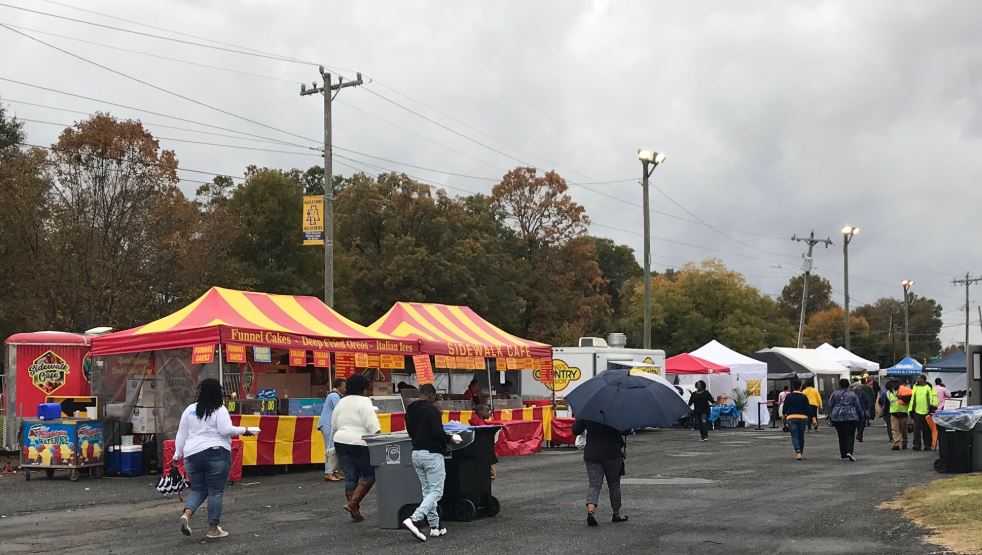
[2,0,980,349]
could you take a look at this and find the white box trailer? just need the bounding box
[521,346,667,399]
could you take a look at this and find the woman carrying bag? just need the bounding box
[828,378,864,461]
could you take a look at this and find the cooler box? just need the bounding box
[119,445,144,477]
[37,403,62,420]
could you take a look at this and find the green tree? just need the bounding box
[622,260,796,353]
[589,236,641,322]
[778,273,836,323]
[852,296,943,366]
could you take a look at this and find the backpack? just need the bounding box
[897,385,913,405]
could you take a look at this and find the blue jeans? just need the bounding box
[184,447,230,526]
[788,419,807,454]
[411,450,446,528]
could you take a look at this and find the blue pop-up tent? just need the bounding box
[925,350,967,392]
[883,356,924,376]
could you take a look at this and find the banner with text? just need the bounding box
[302,195,324,246]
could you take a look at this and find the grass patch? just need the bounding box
[885,473,982,554]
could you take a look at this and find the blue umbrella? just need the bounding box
[565,369,689,431]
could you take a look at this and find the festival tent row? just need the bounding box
[924,350,967,392]
[690,340,769,426]
[815,343,880,374]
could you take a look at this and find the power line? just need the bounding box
[0,2,324,67]
[0,24,320,144]
[0,21,303,84]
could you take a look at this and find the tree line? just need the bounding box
[0,110,944,367]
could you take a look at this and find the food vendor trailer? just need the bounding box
[520,337,667,399]
[3,332,93,452]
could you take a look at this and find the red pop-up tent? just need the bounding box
[665,353,729,375]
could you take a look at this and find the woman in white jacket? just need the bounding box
[173,378,253,539]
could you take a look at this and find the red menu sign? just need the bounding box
[414,355,434,385]
[192,345,215,365]
[312,351,330,368]
[335,352,355,379]
[289,349,307,367]
[225,344,246,364]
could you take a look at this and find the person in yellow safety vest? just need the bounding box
[802,383,823,431]
[887,381,910,450]
[908,374,939,451]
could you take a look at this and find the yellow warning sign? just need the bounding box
[303,195,324,246]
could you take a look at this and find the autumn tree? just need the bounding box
[621,260,796,353]
[778,273,836,323]
[589,236,641,326]
[803,306,870,347]
[491,167,606,342]
[0,106,51,341]
[852,296,943,366]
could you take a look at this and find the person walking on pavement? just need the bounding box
[777,385,791,431]
[802,381,823,431]
[878,381,893,443]
[909,374,939,452]
[828,379,864,461]
[318,378,346,482]
[934,379,949,407]
[888,380,911,450]
[331,374,381,522]
[173,378,254,540]
[572,418,628,526]
[688,380,714,441]
[782,380,811,460]
[848,377,870,442]
[401,384,463,541]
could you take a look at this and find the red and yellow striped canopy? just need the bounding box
[92,287,417,355]
[368,302,551,359]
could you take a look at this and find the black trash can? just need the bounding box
[440,425,500,522]
[935,427,973,474]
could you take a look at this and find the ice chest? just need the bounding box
[116,445,144,476]
[37,403,62,420]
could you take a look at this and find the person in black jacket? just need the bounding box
[688,380,714,441]
[572,419,628,527]
[402,384,461,542]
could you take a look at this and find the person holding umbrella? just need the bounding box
[565,368,689,526]
[572,418,627,526]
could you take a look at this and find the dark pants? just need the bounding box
[856,415,865,442]
[585,458,622,514]
[911,413,932,450]
[184,447,231,526]
[788,419,807,454]
[833,421,857,458]
[694,412,709,439]
[335,442,375,493]
[883,414,893,442]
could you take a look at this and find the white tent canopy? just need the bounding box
[815,343,880,374]
[771,347,850,376]
[691,340,769,426]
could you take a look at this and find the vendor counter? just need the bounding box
[225,406,553,466]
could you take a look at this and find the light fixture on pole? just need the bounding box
[901,279,914,356]
[841,225,860,349]
[637,149,667,350]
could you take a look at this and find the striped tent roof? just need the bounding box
[368,302,552,358]
[91,287,416,355]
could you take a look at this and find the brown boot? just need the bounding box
[344,479,375,522]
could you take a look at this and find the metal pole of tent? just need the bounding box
[218,344,224,386]
[487,359,494,413]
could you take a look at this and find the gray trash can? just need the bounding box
[365,433,423,529]
[364,429,476,529]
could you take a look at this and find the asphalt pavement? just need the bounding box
[0,424,949,555]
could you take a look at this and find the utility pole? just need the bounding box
[953,273,982,377]
[841,226,860,349]
[889,313,895,363]
[637,150,666,349]
[300,66,363,307]
[977,305,981,336]
[791,231,833,348]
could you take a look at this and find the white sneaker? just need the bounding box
[402,518,427,542]
[206,526,229,539]
[429,528,447,537]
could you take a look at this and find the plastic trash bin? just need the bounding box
[440,425,500,522]
[365,433,422,529]
[936,427,972,473]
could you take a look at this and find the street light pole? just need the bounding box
[637,149,666,350]
[901,280,914,357]
[841,226,860,349]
